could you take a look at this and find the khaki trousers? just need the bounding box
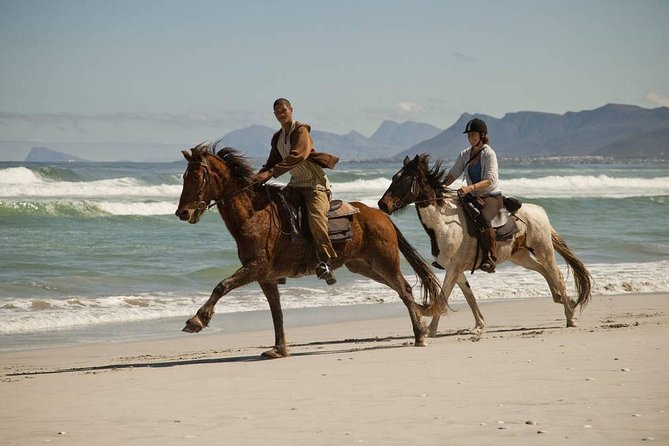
[285,186,337,261]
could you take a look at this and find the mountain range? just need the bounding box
[219,120,442,160]
[21,104,669,162]
[401,104,669,160]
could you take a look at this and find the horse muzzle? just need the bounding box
[175,206,202,224]
[378,197,395,215]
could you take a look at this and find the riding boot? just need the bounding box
[479,228,497,273]
[315,259,337,285]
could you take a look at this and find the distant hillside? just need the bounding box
[25,146,89,162]
[370,120,442,150]
[399,104,669,160]
[594,127,669,158]
[217,120,443,160]
[218,125,275,157]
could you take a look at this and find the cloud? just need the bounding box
[362,101,426,123]
[453,52,476,63]
[0,110,258,132]
[646,91,669,107]
[395,101,424,118]
[0,110,265,145]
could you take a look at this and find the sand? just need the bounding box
[1,293,667,445]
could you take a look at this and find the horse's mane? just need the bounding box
[425,158,447,190]
[415,154,459,204]
[209,143,282,194]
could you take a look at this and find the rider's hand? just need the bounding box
[254,170,273,184]
[458,185,475,195]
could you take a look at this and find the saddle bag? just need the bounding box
[458,193,485,234]
[459,193,519,241]
[503,196,522,213]
[326,200,359,243]
[278,193,359,243]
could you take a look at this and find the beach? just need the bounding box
[2,292,667,445]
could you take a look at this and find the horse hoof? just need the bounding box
[470,327,484,342]
[182,316,204,333]
[261,347,288,359]
[567,321,577,328]
[414,339,428,347]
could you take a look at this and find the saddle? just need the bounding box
[277,193,360,243]
[459,194,522,241]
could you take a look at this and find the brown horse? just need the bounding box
[175,144,442,358]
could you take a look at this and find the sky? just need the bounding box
[1,0,668,161]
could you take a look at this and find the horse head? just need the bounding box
[175,142,216,223]
[175,142,254,224]
[378,153,436,215]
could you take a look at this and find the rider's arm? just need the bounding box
[257,132,282,178]
[442,148,468,188]
[269,126,312,177]
[481,148,499,185]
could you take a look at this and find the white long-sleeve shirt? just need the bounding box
[447,144,501,196]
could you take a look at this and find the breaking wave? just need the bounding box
[0,200,177,217]
[1,260,667,335]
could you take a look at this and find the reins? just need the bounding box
[190,156,295,236]
[205,179,261,210]
[189,158,261,211]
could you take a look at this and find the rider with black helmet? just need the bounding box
[441,118,502,273]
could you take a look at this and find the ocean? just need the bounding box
[1,157,668,351]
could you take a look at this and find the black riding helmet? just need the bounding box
[463,118,488,134]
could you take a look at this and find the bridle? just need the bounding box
[186,154,293,235]
[387,166,457,209]
[188,156,260,213]
[387,167,424,210]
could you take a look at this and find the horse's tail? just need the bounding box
[393,223,443,316]
[552,230,593,311]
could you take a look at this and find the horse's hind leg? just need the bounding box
[258,280,288,359]
[510,249,562,302]
[183,266,256,333]
[510,248,576,327]
[456,273,485,341]
[345,260,426,347]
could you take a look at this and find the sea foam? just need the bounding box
[1,260,667,335]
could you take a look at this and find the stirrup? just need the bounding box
[480,259,496,273]
[315,261,337,285]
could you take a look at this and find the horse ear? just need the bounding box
[418,153,430,165]
[403,156,410,166]
[193,141,209,154]
[182,150,193,161]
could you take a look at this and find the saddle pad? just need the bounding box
[284,199,359,243]
[459,194,518,241]
[327,200,358,242]
[494,217,517,241]
[327,200,360,219]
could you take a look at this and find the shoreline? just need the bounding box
[0,292,664,354]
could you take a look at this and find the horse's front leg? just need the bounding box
[183,266,256,333]
[257,280,288,359]
[456,273,485,341]
[427,269,459,337]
